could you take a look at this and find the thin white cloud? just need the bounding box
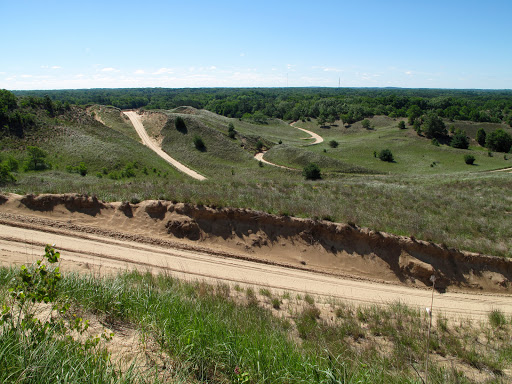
[134,69,145,75]
[101,67,118,72]
[240,53,245,57]
[51,66,62,70]
[153,67,174,75]
[405,70,413,76]
[21,74,33,78]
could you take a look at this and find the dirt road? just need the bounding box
[254,152,295,170]
[1,221,510,321]
[291,121,324,145]
[123,111,206,181]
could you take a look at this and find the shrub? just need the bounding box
[378,149,394,162]
[422,112,446,138]
[175,116,186,132]
[431,138,440,146]
[227,122,236,139]
[78,162,87,177]
[5,155,19,172]
[464,154,475,165]
[193,135,206,151]
[302,163,321,180]
[0,163,16,183]
[256,140,264,151]
[486,129,512,153]
[489,309,507,328]
[361,119,371,129]
[398,121,406,129]
[25,145,49,171]
[328,140,339,148]
[476,128,487,146]
[450,132,469,149]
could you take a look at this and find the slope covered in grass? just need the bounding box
[1,267,510,383]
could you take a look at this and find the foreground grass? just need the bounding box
[1,267,511,383]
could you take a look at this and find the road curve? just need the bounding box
[254,152,295,170]
[123,111,206,181]
[1,222,511,322]
[291,121,324,145]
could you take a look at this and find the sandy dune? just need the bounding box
[1,193,511,321]
[123,111,206,181]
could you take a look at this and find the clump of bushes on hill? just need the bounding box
[303,163,321,180]
[378,149,394,162]
[464,154,476,165]
[193,135,206,151]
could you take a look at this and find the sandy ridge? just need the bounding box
[1,219,511,321]
[123,111,206,181]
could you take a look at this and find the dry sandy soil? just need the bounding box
[1,193,511,321]
[123,111,206,181]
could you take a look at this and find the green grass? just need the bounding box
[2,266,510,383]
[2,107,512,257]
[293,118,512,174]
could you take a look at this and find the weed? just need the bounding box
[489,309,507,328]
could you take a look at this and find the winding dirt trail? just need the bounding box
[291,121,324,145]
[252,121,324,167]
[254,152,295,170]
[123,111,206,181]
[0,214,511,322]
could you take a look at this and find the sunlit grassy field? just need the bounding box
[1,107,511,257]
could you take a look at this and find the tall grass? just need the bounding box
[3,267,509,383]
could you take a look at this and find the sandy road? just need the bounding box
[1,222,511,321]
[254,152,295,170]
[123,111,206,181]
[291,121,324,145]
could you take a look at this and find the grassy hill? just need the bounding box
[1,99,512,257]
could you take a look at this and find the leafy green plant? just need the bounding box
[25,145,49,171]
[193,135,206,151]
[175,116,187,133]
[464,154,475,165]
[302,163,321,180]
[398,121,406,129]
[329,140,339,148]
[451,131,469,149]
[0,163,16,183]
[378,149,394,162]
[489,309,507,328]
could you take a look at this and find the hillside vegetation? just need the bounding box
[1,89,512,257]
[1,262,511,383]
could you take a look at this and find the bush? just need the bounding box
[486,129,512,153]
[175,116,187,133]
[0,163,16,183]
[193,135,206,151]
[228,122,236,139]
[302,163,321,180]
[25,145,49,171]
[328,140,339,148]
[476,128,487,146]
[361,119,371,129]
[378,149,394,162]
[431,138,440,146]
[398,121,406,129]
[256,140,264,151]
[464,154,475,165]
[450,132,469,149]
[78,162,87,177]
[422,112,446,138]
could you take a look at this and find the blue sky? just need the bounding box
[2,0,511,90]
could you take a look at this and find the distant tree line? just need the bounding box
[12,87,512,126]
